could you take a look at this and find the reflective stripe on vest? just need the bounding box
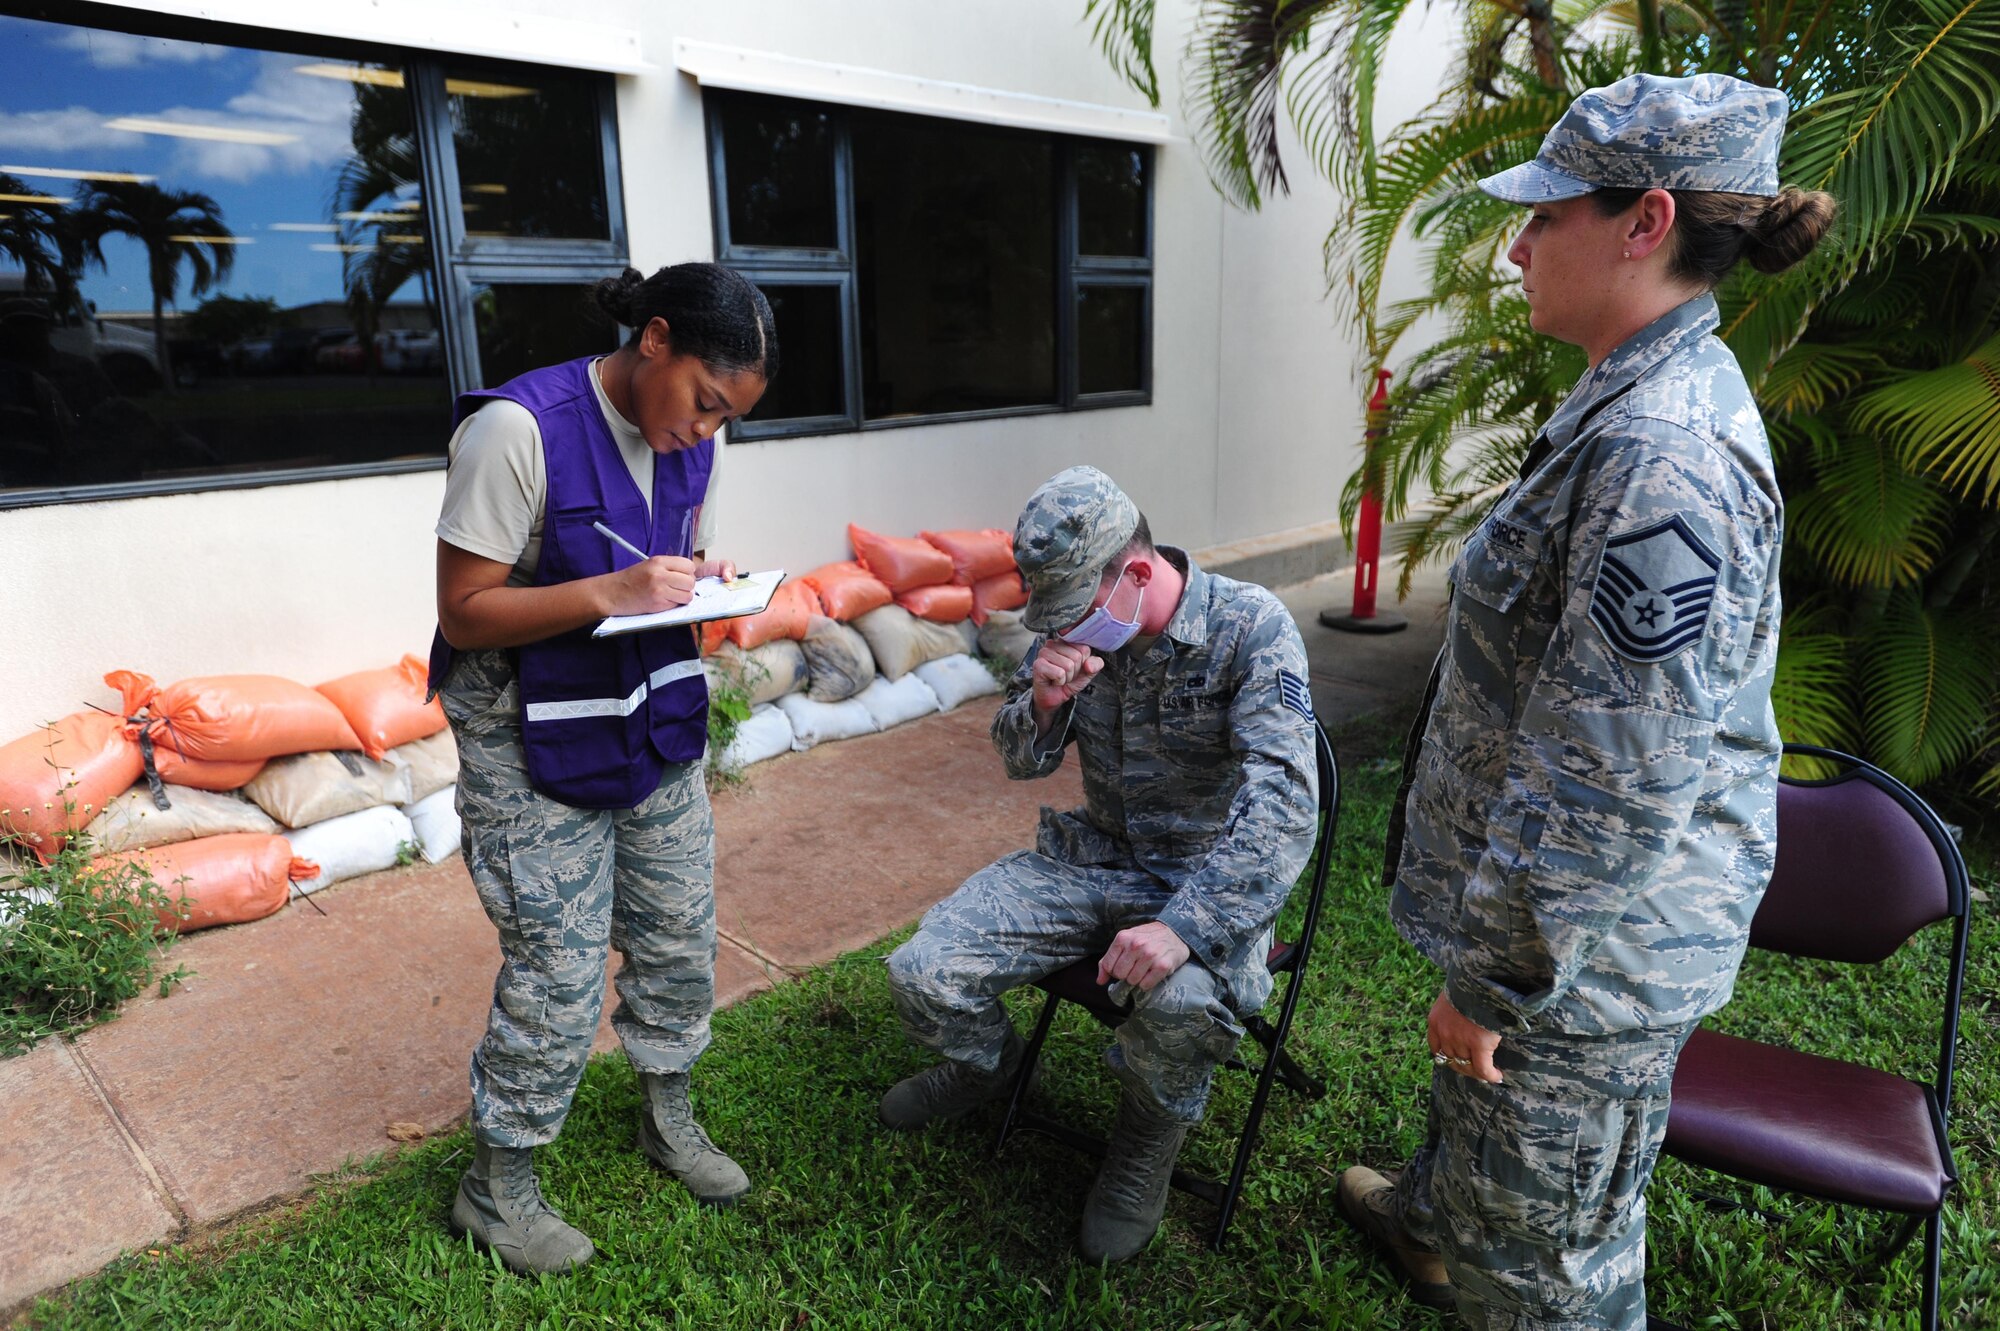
[521,658,706,723]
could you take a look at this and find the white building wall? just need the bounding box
[0,0,1447,741]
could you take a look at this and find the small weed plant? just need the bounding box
[703,651,769,791]
[1,793,191,1058]
[978,652,1019,686]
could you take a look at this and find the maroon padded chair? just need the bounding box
[1661,745,1970,1331]
[990,721,1339,1250]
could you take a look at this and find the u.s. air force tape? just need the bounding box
[1589,514,1719,663]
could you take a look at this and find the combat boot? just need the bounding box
[1077,1084,1190,1263]
[878,1028,1039,1131]
[1335,1165,1453,1309]
[450,1141,595,1274]
[637,1070,751,1207]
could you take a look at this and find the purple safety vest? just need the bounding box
[428,356,713,809]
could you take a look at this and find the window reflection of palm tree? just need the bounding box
[332,78,435,378]
[70,180,235,391]
[0,173,78,306]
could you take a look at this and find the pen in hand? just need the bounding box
[592,521,648,563]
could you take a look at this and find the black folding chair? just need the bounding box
[991,720,1340,1249]
[1652,745,1970,1331]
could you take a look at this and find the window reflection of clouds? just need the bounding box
[0,16,409,311]
[50,28,229,68]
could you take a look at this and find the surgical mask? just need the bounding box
[1059,562,1145,653]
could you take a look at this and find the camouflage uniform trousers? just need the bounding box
[443,647,718,1148]
[1389,1026,1693,1331]
[885,849,1256,1125]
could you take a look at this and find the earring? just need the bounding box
[1623,249,1632,259]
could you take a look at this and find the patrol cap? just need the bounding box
[1013,465,1140,634]
[1479,72,1788,204]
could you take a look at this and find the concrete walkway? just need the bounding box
[0,563,1448,1315]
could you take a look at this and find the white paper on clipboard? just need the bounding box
[592,569,785,638]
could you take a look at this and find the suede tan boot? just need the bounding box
[1336,1165,1453,1309]
[638,1070,751,1207]
[450,1141,594,1274]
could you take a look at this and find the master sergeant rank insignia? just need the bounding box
[1588,514,1721,663]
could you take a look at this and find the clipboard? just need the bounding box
[592,569,786,638]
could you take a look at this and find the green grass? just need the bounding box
[21,739,1998,1330]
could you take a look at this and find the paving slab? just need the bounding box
[0,1043,175,1311]
[70,857,504,1229]
[708,696,1082,968]
[1280,559,1452,738]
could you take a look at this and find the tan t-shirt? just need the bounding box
[435,357,723,586]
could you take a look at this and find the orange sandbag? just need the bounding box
[700,620,731,656]
[0,711,144,861]
[896,583,975,623]
[725,581,818,649]
[316,655,448,760]
[800,561,893,621]
[95,832,314,934]
[106,671,362,763]
[848,524,954,593]
[152,749,268,791]
[970,570,1029,625]
[922,528,1017,585]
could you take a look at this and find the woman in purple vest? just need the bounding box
[430,262,776,1273]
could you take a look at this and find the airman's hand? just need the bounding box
[1031,638,1103,731]
[601,555,698,614]
[1097,921,1191,992]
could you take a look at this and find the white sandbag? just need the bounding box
[403,785,461,864]
[800,616,876,703]
[977,609,1039,666]
[85,785,280,854]
[285,804,415,897]
[388,729,459,803]
[952,619,981,656]
[852,604,966,681]
[915,654,1003,712]
[706,640,809,706]
[0,885,54,931]
[774,692,878,751]
[243,750,413,829]
[854,673,940,730]
[718,703,795,769]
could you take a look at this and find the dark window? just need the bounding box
[0,12,626,508]
[852,114,1056,418]
[751,284,846,422]
[719,97,838,251]
[471,283,618,388]
[1075,143,1148,257]
[1076,284,1147,396]
[447,64,609,242]
[710,91,1153,439]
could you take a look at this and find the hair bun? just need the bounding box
[1744,187,1837,275]
[591,267,646,327]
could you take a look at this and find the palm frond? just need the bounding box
[1084,0,1162,105]
[1282,0,1413,195]
[1851,331,2000,504]
[1758,341,1886,418]
[1779,0,2000,270]
[1335,91,1570,356]
[1787,433,1955,587]
[1183,0,1333,208]
[1857,590,1997,785]
[1772,600,1859,779]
